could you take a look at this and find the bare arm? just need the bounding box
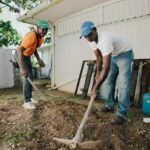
[94,49,103,78]
[34,50,40,61]
[17,45,27,77]
[34,50,45,67]
[92,50,111,97]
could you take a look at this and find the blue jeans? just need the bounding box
[15,51,33,102]
[99,50,134,117]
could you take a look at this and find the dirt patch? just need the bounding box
[0,86,150,150]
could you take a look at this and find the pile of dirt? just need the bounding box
[0,88,150,150]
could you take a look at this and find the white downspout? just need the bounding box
[50,22,56,88]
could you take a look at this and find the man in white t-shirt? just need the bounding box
[80,21,134,125]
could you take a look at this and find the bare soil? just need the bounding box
[0,81,150,150]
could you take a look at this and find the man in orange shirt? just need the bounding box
[15,20,49,110]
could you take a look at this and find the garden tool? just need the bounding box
[9,59,47,101]
[53,96,102,149]
[27,77,48,101]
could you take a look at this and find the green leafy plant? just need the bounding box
[44,31,51,44]
[0,0,45,11]
[0,20,21,47]
[0,0,51,47]
[5,133,21,148]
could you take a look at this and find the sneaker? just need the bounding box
[23,102,36,110]
[31,98,38,104]
[101,106,114,112]
[111,116,126,125]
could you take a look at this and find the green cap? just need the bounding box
[37,20,49,29]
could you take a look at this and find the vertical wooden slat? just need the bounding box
[74,61,85,95]
[139,60,148,106]
[130,59,140,106]
[81,61,95,98]
[146,61,150,92]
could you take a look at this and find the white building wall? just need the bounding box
[54,0,150,93]
[0,48,14,89]
[39,46,52,78]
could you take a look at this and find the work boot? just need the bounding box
[111,116,126,125]
[31,98,38,104]
[23,102,36,110]
[101,106,114,112]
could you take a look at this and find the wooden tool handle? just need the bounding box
[73,96,95,142]
[27,77,47,101]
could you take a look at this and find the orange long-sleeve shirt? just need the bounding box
[17,31,44,56]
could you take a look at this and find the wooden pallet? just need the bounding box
[75,59,150,107]
[74,60,95,98]
[131,59,150,107]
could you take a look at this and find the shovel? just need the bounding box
[27,77,48,101]
[53,96,102,149]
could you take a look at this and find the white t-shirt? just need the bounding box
[88,31,132,56]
